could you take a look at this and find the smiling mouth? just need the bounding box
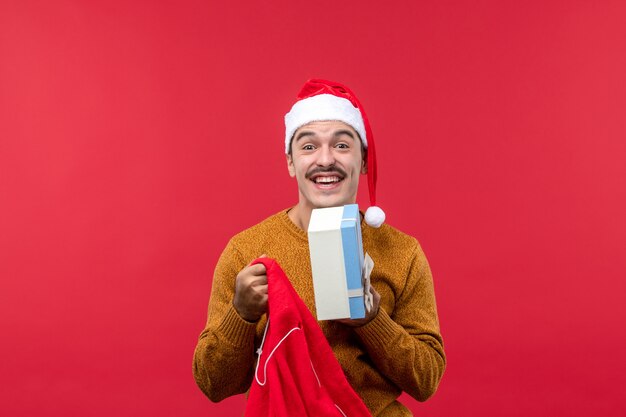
[306,167,347,188]
[311,175,343,185]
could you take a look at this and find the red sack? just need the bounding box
[245,258,371,417]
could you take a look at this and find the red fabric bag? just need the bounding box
[245,258,371,417]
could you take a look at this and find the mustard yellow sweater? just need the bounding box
[193,209,445,416]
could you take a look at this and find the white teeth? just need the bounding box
[315,176,340,184]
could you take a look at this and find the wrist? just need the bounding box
[233,301,259,323]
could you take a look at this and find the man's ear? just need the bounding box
[361,156,368,175]
[286,154,296,177]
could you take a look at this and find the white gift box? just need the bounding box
[307,204,366,320]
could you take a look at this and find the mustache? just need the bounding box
[305,166,347,180]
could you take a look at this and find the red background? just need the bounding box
[1,1,625,415]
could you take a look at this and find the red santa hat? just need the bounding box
[284,79,385,228]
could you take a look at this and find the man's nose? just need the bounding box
[316,145,335,167]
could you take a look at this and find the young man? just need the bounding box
[193,79,445,416]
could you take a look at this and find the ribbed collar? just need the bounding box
[278,208,308,242]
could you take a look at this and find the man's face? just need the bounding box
[287,120,367,211]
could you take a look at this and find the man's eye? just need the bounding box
[302,144,315,150]
[336,143,349,149]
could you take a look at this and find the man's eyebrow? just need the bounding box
[333,129,356,140]
[294,131,315,142]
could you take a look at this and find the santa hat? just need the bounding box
[284,79,385,228]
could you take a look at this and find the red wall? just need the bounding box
[1,1,625,415]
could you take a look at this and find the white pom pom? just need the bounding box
[364,206,385,228]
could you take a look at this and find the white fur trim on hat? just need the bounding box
[284,94,367,153]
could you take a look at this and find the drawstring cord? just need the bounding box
[253,320,351,416]
[254,318,301,386]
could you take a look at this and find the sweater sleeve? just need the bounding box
[354,243,446,402]
[192,240,258,402]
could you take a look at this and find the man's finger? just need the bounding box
[247,263,267,276]
[251,274,268,286]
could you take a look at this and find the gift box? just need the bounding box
[307,204,366,320]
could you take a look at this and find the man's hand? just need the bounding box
[335,285,381,327]
[233,257,268,322]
